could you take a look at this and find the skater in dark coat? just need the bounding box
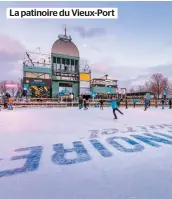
[107,97,123,119]
[161,99,165,109]
[99,99,104,110]
[125,97,128,109]
[83,99,88,110]
[78,96,83,109]
[169,99,172,109]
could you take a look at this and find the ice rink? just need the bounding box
[0,106,172,199]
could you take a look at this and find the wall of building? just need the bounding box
[91,87,117,94]
[52,81,79,98]
[23,66,52,74]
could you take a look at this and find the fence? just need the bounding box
[0,97,169,108]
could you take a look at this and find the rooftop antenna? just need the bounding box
[64,24,67,36]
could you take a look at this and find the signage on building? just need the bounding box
[80,87,91,95]
[80,81,90,88]
[80,73,91,81]
[23,78,52,87]
[59,87,72,94]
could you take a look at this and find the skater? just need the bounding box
[125,97,128,109]
[169,99,172,109]
[144,98,149,111]
[108,97,123,119]
[161,99,165,109]
[99,99,104,110]
[78,96,83,109]
[83,99,88,110]
[133,98,137,108]
[155,98,158,108]
[2,93,8,109]
[8,98,13,110]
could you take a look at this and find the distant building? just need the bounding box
[126,91,155,99]
[91,75,118,97]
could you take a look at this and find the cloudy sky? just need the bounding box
[0,1,172,88]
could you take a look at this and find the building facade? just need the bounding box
[51,33,80,98]
[22,30,91,98]
[91,75,118,97]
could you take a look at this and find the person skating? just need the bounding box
[99,99,104,110]
[169,99,172,109]
[8,98,14,110]
[78,96,83,109]
[144,98,149,111]
[161,99,165,109]
[133,98,137,108]
[125,97,128,109]
[2,94,7,109]
[155,98,158,108]
[108,97,123,119]
[83,99,88,110]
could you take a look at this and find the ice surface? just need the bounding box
[0,107,172,199]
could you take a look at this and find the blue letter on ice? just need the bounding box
[52,141,91,165]
[131,133,172,147]
[90,139,112,157]
[107,136,144,152]
[0,146,42,177]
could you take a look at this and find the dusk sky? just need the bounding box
[0,1,172,88]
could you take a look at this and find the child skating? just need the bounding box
[8,98,14,110]
[108,97,123,119]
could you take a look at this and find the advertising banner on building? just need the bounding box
[79,72,91,95]
[80,73,91,81]
[23,78,51,98]
[59,87,72,94]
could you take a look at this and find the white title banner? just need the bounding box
[7,8,118,19]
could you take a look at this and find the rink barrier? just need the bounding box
[0,102,167,108]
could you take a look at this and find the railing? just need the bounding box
[0,98,169,108]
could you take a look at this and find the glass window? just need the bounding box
[71,60,74,65]
[53,57,56,63]
[66,59,70,65]
[62,58,65,64]
[57,58,60,64]
[57,63,60,71]
[71,66,75,72]
[75,60,78,66]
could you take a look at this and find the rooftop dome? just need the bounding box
[51,38,79,57]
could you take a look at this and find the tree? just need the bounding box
[144,81,151,92]
[168,81,172,95]
[136,85,146,92]
[0,81,7,95]
[149,73,168,99]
